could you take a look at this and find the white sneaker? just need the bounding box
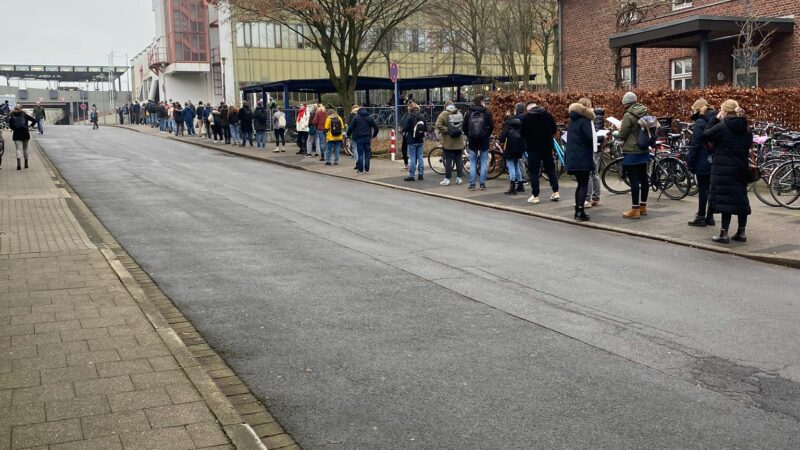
[527,195,540,204]
[584,201,593,209]
[273,148,280,153]
[440,178,450,186]
[456,178,463,185]
[551,192,560,201]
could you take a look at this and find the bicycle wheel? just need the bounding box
[654,157,690,200]
[486,151,505,180]
[601,158,631,194]
[427,146,446,175]
[752,159,782,207]
[769,161,800,209]
[341,138,353,156]
[687,174,699,196]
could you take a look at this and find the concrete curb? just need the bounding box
[33,137,268,450]
[117,125,800,269]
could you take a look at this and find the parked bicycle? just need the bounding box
[601,147,692,200]
[427,136,504,180]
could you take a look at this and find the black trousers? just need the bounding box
[626,163,649,206]
[444,149,463,179]
[721,213,748,230]
[222,125,231,143]
[297,131,308,148]
[212,125,222,141]
[401,137,409,165]
[274,128,286,146]
[696,174,711,217]
[573,171,590,207]
[527,151,559,197]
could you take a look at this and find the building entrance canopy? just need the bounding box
[0,64,128,82]
[608,15,794,87]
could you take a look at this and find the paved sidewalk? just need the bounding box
[0,135,264,449]
[122,125,800,267]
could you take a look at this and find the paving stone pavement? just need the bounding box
[0,134,249,450]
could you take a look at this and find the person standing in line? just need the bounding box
[211,107,223,142]
[323,108,344,165]
[617,92,650,219]
[149,101,158,127]
[512,102,527,193]
[219,103,230,144]
[399,104,412,170]
[687,98,717,227]
[306,104,317,157]
[347,105,379,174]
[253,100,268,149]
[166,102,175,133]
[196,101,205,137]
[157,101,167,132]
[7,106,37,170]
[349,104,360,169]
[701,99,752,244]
[312,104,328,160]
[498,111,526,195]
[296,103,310,154]
[239,101,254,147]
[272,105,287,152]
[521,102,560,203]
[565,98,596,221]
[173,102,184,136]
[132,101,141,125]
[461,95,494,191]
[90,105,99,130]
[434,102,464,186]
[183,102,196,136]
[403,103,426,181]
[586,105,605,208]
[228,105,240,145]
[117,106,124,125]
[33,102,46,135]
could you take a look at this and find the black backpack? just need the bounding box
[468,111,486,139]
[413,118,426,141]
[11,114,26,130]
[330,116,342,136]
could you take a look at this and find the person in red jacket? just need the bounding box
[311,104,328,161]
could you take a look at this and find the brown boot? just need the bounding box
[639,203,648,216]
[623,208,641,219]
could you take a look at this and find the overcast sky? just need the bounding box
[4,0,155,66]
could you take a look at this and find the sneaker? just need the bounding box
[355,170,362,175]
[404,176,415,182]
[456,178,463,185]
[551,192,560,201]
[418,175,424,181]
[403,165,409,171]
[592,199,602,206]
[305,154,312,158]
[479,183,486,190]
[334,162,339,165]
[527,195,540,204]
[325,162,332,166]
[468,184,476,191]
[584,201,593,209]
[440,178,451,186]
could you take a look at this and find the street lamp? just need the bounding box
[221,57,227,104]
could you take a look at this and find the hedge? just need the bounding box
[489,87,800,131]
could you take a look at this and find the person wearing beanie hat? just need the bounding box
[435,101,465,185]
[446,104,457,112]
[687,98,717,227]
[700,99,752,244]
[514,102,526,116]
[617,91,650,219]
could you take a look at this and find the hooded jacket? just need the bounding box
[520,106,557,155]
[347,108,379,142]
[239,106,254,132]
[702,116,753,215]
[565,103,596,173]
[253,106,268,131]
[461,104,494,150]
[687,108,716,175]
[403,109,425,144]
[617,103,649,154]
[434,109,464,151]
[497,117,525,159]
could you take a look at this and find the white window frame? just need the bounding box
[672,0,692,11]
[620,66,631,87]
[671,57,692,90]
[733,48,759,88]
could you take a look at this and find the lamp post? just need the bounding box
[221,57,227,104]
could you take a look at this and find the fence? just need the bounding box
[488,87,800,131]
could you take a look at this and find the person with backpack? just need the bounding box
[521,102,560,203]
[239,101,254,147]
[687,98,717,227]
[7,106,36,170]
[272,105,287,152]
[498,112,526,195]
[253,100,269,149]
[312,104,328,160]
[323,109,345,165]
[461,95,495,190]
[90,105,99,130]
[701,99,752,244]
[296,103,309,154]
[33,102,46,135]
[347,106,379,173]
[434,103,464,186]
[565,98,596,221]
[306,104,317,157]
[617,92,651,219]
[403,104,426,181]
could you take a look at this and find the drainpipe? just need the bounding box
[557,0,564,91]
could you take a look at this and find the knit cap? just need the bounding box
[622,91,637,105]
[514,102,526,115]
[446,104,456,112]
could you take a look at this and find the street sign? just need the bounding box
[389,62,398,83]
[80,103,87,110]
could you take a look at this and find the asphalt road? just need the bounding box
[38,127,800,449]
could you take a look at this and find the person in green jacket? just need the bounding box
[616,92,650,219]
[434,102,465,185]
[33,102,46,135]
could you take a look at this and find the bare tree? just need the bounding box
[224,0,427,106]
[611,0,671,89]
[530,0,557,90]
[733,15,776,88]
[428,0,496,76]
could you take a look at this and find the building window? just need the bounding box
[620,66,631,87]
[733,49,759,88]
[672,0,692,10]
[671,58,692,90]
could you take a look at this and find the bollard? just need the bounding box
[390,129,396,161]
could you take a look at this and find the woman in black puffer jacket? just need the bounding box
[701,99,752,244]
[687,98,717,227]
[565,98,595,221]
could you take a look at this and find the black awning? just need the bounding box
[609,15,795,49]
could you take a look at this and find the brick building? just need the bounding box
[559,0,798,91]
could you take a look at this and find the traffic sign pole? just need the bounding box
[390,61,399,159]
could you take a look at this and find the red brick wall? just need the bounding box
[560,0,799,90]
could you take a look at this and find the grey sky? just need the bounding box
[4,0,155,66]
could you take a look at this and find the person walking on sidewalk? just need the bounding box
[323,109,345,165]
[306,104,317,157]
[348,106,379,174]
[687,98,717,227]
[521,102,560,203]
[296,103,310,154]
[239,101,254,147]
[211,107,223,142]
[586,105,605,208]
[253,101,268,149]
[565,98,596,221]
[435,102,464,186]
[403,104,426,181]
[33,102,46,135]
[462,95,494,191]
[617,92,650,219]
[272,106,287,152]
[701,99,752,244]
[7,106,36,170]
[498,112,526,195]
[90,105,99,130]
[312,104,328,160]
[228,105,240,145]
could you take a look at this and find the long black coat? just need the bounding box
[565,104,595,173]
[701,116,752,215]
[238,107,253,132]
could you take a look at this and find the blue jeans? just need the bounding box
[326,141,341,162]
[256,131,266,148]
[230,125,240,144]
[408,143,424,177]
[316,131,327,156]
[356,140,372,172]
[507,158,521,182]
[36,119,44,134]
[468,148,489,185]
[159,118,166,131]
[186,120,194,135]
[352,140,358,164]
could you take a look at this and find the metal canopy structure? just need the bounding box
[0,64,128,82]
[608,15,795,88]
